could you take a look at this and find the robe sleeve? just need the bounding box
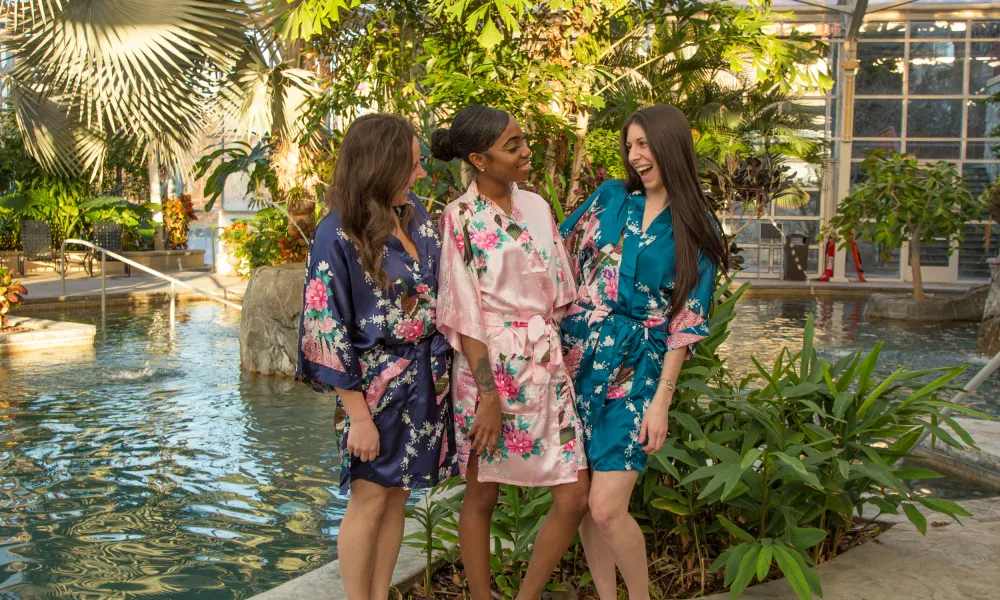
[436,204,487,356]
[297,232,363,392]
[666,251,717,358]
[558,183,607,284]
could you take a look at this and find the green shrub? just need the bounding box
[584,128,626,179]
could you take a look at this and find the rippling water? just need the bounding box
[721,297,999,417]
[0,296,997,599]
[1,305,344,599]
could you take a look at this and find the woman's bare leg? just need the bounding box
[369,487,412,599]
[338,479,394,599]
[459,456,500,600]
[581,470,648,600]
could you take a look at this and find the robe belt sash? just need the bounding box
[483,311,563,385]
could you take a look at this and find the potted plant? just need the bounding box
[220,222,249,268]
[0,265,27,330]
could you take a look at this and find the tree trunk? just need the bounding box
[565,111,591,211]
[148,147,165,251]
[910,230,926,300]
[543,134,562,186]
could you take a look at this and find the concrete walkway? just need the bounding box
[706,496,1000,599]
[15,270,248,310]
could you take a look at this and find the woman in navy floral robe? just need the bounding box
[296,114,456,600]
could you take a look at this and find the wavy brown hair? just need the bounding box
[327,113,415,288]
[621,105,728,318]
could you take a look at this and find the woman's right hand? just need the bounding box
[469,395,502,456]
[347,416,380,463]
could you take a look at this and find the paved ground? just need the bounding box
[16,269,248,308]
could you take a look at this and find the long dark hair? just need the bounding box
[430,104,510,165]
[621,105,728,318]
[327,113,414,287]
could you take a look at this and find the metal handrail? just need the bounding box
[59,239,243,315]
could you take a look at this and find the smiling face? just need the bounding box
[394,136,427,206]
[469,118,532,184]
[625,122,664,193]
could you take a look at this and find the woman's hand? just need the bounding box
[469,395,502,456]
[639,393,671,453]
[347,415,380,463]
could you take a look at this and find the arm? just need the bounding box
[460,336,502,456]
[639,346,685,453]
[336,388,380,463]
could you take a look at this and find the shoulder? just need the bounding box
[312,210,353,256]
[443,190,478,222]
[407,192,431,221]
[593,179,629,205]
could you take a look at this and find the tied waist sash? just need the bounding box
[482,311,562,384]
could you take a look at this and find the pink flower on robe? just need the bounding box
[304,278,328,312]
[416,283,430,294]
[505,428,534,456]
[471,228,500,251]
[494,365,520,401]
[564,346,583,376]
[394,318,425,341]
[562,438,577,453]
[644,315,666,328]
[606,384,626,400]
[316,316,336,334]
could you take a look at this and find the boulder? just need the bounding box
[977,258,1000,355]
[240,262,306,376]
[865,285,989,322]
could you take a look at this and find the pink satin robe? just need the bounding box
[437,182,587,486]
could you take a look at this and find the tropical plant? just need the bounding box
[0,175,91,246]
[0,208,18,251]
[489,485,556,598]
[80,197,158,251]
[0,265,27,328]
[220,208,308,278]
[162,195,198,250]
[402,478,464,596]
[703,151,808,238]
[823,151,986,300]
[584,128,626,179]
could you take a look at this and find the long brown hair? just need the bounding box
[621,105,728,318]
[327,113,414,287]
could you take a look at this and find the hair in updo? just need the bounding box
[430,104,511,164]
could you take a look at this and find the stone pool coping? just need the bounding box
[915,417,1000,491]
[704,496,1000,599]
[0,316,96,353]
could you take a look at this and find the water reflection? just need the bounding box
[722,298,998,417]
[0,305,344,599]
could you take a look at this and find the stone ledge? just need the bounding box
[914,417,1000,491]
[0,317,96,353]
[865,286,988,321]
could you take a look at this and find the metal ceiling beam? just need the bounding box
[868,0,921,13]
[787,0,854,14]
[846,0,870,41]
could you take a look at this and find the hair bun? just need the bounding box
[430,128,458,161]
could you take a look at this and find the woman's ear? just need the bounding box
[468,152,487,173]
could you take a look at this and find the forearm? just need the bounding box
[654,346,687,408]
[335,387,371,422]
[460,335,500,404]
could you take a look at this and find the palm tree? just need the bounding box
[0,0,321,225]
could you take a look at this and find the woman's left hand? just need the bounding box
[639,394,671,453]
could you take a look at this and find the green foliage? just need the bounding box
[584,128,625,179]
[0,208,18,251]
[194,140,281,213]
[826,151,983,252]
[0,175,90,246]
[403,478,464,594]
[220,208,308,278]
[79,196,158,251]
[490,485,555,598]
[0,265,27,327]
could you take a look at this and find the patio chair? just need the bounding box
[17,220,59,276]
[86,221,130,277]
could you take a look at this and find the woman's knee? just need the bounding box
[587,494,627,535]
[348,481,393,520]
[463,482,499,515]
[553,487,590,520]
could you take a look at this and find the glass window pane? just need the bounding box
[963,164,1000,198]
[972,22,1000,39]
[906,141,961,158]
[848,240,901,279]
[732,220,759,246]
[918,239,951,267]
[775,220,819,242]
[967,101,990,138]
[907,99,962,137]
[807,248,819,275]
[857,42,904,94]
[852,140,901,158]
[908,42,965,95]
[850,162,867,186]
[958,224,1000,280]
[910,21,967,39]
[969,42,1000,95]
[854,100,902,137]
[967,141,1000,160]
[775,191,821,217]
[860,21,906,39]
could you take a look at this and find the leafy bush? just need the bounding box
[220,208,308,278]
[80,196,157,250]
[0,208,18,251]
[162,194,198,249]
[0,266,27,328]
[584,128,626,179]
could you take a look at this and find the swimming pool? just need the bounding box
[0,296,996,598]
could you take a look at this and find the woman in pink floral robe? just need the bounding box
[432,104,588,600]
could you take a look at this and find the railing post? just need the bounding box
[101,251,106,318]
[60,241,66,296]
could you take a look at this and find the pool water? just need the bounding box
[0,296,996,598]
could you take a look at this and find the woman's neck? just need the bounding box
[645,186,669,211]
[476,176,513,213]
